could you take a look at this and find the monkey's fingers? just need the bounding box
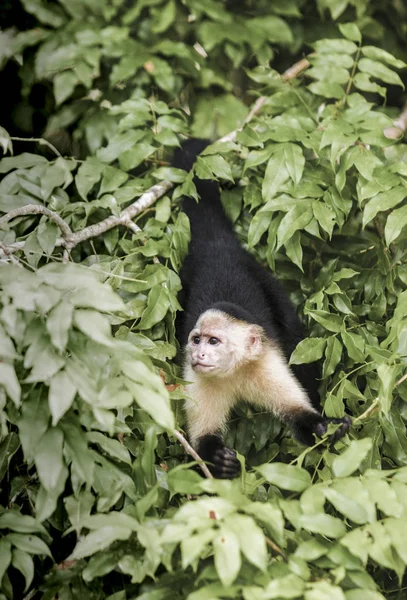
[314,416,352,443]
[211,447,241,479]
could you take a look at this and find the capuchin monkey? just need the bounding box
[173,139,351,479]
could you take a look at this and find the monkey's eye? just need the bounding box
[192,336,200,345]
[208,337,219,345]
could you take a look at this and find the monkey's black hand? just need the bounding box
[313,415,352,444]
[293,413,352,446]
[196,434,241,479]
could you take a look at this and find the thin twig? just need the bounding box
[395,372,407,387]
[0,241,22,266]
[282,57,311,81]
[172,429,213,479]
[11,135,62,157]
[353,398,379,424]
[265,536,287,560]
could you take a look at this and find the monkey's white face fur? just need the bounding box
[186,309,264,378]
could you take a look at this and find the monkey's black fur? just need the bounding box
[174,139,350,477]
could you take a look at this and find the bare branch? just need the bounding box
[172,429,213,479]
[10,136,62,157]
[0,242,22,266]
[282,57,311,81]
[64,180,173,249]
[265,536,288,561]
[396,372,407,387]
[0,204,73,239]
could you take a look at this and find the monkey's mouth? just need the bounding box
[192,362,215,371]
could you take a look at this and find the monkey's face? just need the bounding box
[186,310,264,378]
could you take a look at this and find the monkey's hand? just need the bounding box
[196,434,241,479]
[293,413,352,446]
[313,415,352,443]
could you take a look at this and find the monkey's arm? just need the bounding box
[247,347,351,445]
[184,381,241,479]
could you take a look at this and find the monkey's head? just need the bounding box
[186,309,265,378]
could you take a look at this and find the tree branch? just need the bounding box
[265,536,288,561]
[63,181,173,250]
[0,55,311,258]
[172,430,213,479]
[0,204,73,239]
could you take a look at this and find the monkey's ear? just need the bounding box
[247,325,264,358]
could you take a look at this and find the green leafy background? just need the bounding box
[1,0,407,598]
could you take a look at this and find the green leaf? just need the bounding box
[341,330,365,363]
[290,338,327,365]
[377,364,397,414]
[87,432,132,465]
[358,58,404,87]
[34,427,67,492]
[73,309,114,346]
[0,539,12,584]
[167,464,203,495]
[0,153,47,173]
[119,143,157,171]
[323,487,368,524]
[361,46,406,70]
[225,514,267,572]
[322,336,342,378]
[181,529,215,569]
[11,549,34,592]
[265,574,305,598]
[138,286,170,330]
[248,211,272,248]
[257,463,311,491]
[48,370,77,425]
[0,363,21,407]
[54,70,78,106]
[7,533,52,557]
[285,230,303,271]
[339,23,362,44]
[345,591,386,600]
[0,433,20,482]
[306,581,346,600]
[99,166,129,196]
[306,310,343,333]
[284,143,305,185]
[0,511,47,535]
[75,158,104,200]
[213,526,241,587]
[362,187,407,228]
[262,148,290,200]
[299,513,347,538]
[46,301,74,351]
[385,204,407,245]
[332,439,373,478]
[70,526,131,560]
[125,379,174,430]
[277,204,313,249]
[37,220,58,256]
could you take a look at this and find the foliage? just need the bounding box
[1,1,407,599]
